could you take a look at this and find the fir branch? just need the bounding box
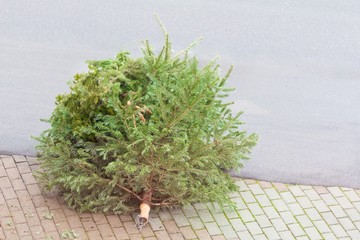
[174,37,204,59]
[69,161,142,201]
[166,91,205,130]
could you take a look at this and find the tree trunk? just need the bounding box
[135,190,153,230]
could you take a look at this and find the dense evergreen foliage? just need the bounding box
[35,32,257,217]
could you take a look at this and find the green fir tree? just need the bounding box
[35,23,257,229]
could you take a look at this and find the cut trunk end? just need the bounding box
[135,190,153,231]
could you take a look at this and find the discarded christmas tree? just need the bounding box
[35,23,257,229]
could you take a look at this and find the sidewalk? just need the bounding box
[0,155,359,240]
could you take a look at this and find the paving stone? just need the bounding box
[287,223,306,237]
[3,187,17,199]
[314,186,330,195]
[247,202,264,216]
[288,202,305,215]
[169,232,184,240]
[238,209,255,223]
[123,221,140,235]
[278,230,295,240]
[92,212,109,225]
[313,220,331,234]
[297,196,313,209]
[194,229,212,240]
[173,212,190,227]
[304,208,322,221]
[345,208,360,222]
[87,230,102,240]
[279,211,297,224]
[248,184,265,195]
[2,157,16,168]
[304,227,322,239]
[328,187,345,198]
[312,200,330,213]
[355,220,360,229]
[253,234,267,239]
[232,196,247,210]
[229,218,246,232]
[144,237,157,240]
[98,224,115,239]
[6,198,21,212]
[244,179,257,184]
[66,214,83,228]
[338,217,356,231]
[113,227,130,240]
[330,224,348,238]
[181,205,198,220]
[354,202,360,212]
[11,210,26,224]
[212,212,230,226]
[263,206,280,219]
[208,202,226,214]
[27,184,42,196]
[270,218,288,232]
[211,235,226,240]
[245,221,262,235]
[169,207,183,215]
[223,206,239,219]
[329,205,347,218]
[272,199,289,212]
[289,186,305,197]
[262,227,281,240]
[336,196,353,209]
[258,181,273,189]
[235,180,249,192]
[237,230,254,240]
[255,194,272,207]
[303,189,321,200]
[255,215,272,228]
[280,192,297,204]
[6,167,20,180]
[21,172,37,185]
[296,236,310,240]
[106,215,123,228]
[321,211,339,225]
[321,193,338,205]
[240,191,256,204]
[179,226,197,239]
[344,190,360,202]
[158,210,173,221]
[272,182,288,192]
[0,177,12,188]
[13,155,27,163]
[163,220,180,234]
[264,188,281,200]
[140,224,155,238]
[0,165,6,177]
[205,222,222,236]
[193,203,207,211]
[198,209,214,223]
[228,189,241,198]
[11,178,26,190]
[296,214,313,228]
[301,185,315,190]
[347,230,360,239]
[149,218,165,231]
[220,225,237,239]
[188,217,204,230]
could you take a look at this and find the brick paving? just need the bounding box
[0,155,360,240]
